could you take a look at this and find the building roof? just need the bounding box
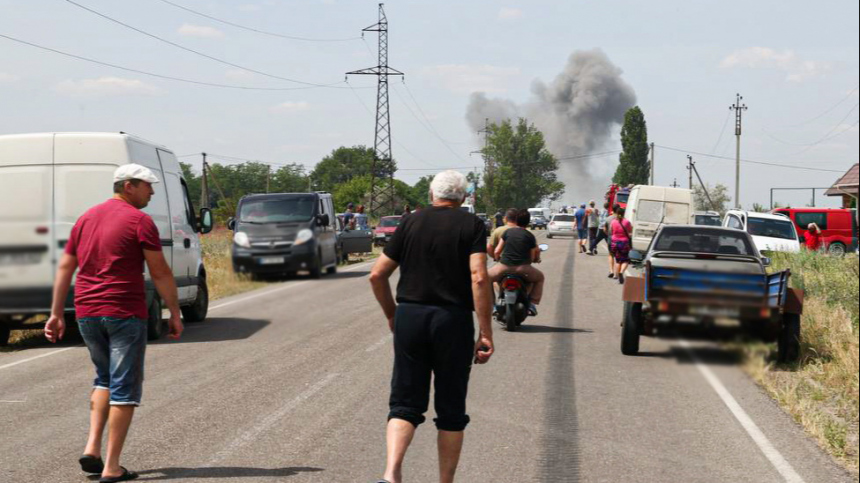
[825,163,859,196]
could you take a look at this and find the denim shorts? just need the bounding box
[78,317,147,406]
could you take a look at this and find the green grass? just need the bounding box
[742,251,859,474]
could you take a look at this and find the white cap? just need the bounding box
[113,164,160,184]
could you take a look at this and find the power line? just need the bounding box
[711,109,732,155]
[64,0,354,89]
[763,102,859,147]
[154,0,361,42]
[0,33,359,91]
[779,85,860,128]
[399,81,469,162]
[655,145,845,173]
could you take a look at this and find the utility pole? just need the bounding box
[687,155,694,190]
[690,158,716,211]
[649,142,655,185]
[730,93,748,209]
[265,164,271,194]
[346,3,404,217]
[671,178,679,188]
[200,152,210,209]
[478,118,494,209]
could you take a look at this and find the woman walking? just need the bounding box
[609,207,633,284]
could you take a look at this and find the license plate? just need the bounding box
[690,305,739,318]
[258,256,285,265]
[0,252,42,266]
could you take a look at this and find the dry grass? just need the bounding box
[741,252,859,474]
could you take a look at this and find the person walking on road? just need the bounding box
[574,204,588,253]
[590,202,616,277]
[44,164,183,483]
[369,170,494,483]
[609,207,634,284]
[586,200,600,255]
[494,209,505,229]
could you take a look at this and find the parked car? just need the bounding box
[530,216,548,230]
[0,132,214,344]
[476,213,493,233]
[771,207,858,256]
[692,211,722,226]
[547,213,577,238]
[724,210,800,253]
[228,192,338,278]
[624,185,694,251]
[336,213,373,262]
[621,225,804,362]
[374,216,402,246]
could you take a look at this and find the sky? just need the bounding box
[1,0,858,209]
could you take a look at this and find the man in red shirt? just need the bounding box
[45,164,183,483]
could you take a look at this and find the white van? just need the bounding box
[0,132,214,344]
[724,210,800,253]
[624,186,693,251]
[528,207,551,220]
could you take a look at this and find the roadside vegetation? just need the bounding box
[742,251,859,474]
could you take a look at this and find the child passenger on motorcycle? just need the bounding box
[488,209,545,315]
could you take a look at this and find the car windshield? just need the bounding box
[695,215,722,226]
[239,197,315,223]
[553,215,575,222]
[654,228,755,256]
[616,192,629,204]
[747,218,797,240]
[380,217,401,228]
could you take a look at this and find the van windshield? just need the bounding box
[694,214,722,226]
[616,192,629,204]
[747,218,796,240]
[239,197,315,223]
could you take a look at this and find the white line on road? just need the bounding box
[210,372,340,463]
[208,260,376,313]
[680,340,806,483]
[0,346,79,372]
[365,334,393,353]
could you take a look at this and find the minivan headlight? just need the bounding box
[233,232,251,248]
[294,229,314,246]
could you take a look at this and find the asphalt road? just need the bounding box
[0,234,853,482]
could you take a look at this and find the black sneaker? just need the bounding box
[618,273,625,284]
[528,303,539,316]
[608,273,615,279]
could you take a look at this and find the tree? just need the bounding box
[613,106,650,186]
[180,162,202,208]
[481,118,565,210]
[411,175,433,207]
[333,175,419,215]
[310,146,392,193]
[692,183,731,215]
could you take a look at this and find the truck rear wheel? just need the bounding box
[777,313,801,363]
[147,297,165,341]
[0,317,11,347]
[621,302,642,355]
[828,242,846,257]
[181,278,209,323]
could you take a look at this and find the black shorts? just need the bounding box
[389,303,475,432]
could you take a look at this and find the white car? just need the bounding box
[724,210,800,253]
[547,213,577,238]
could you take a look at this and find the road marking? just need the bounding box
[0,346,79,372]
[210,372,340,463]
[365,334,393,352]
[208,260,376,313]
[0,400,26,403]
[680,340,806,483]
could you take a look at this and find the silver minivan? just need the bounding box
[0,132,214,344]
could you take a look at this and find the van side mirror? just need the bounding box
[629,250,645,263]
[762,257,772,267]
[317,214,330,227]
[226,217,235,231]
[199,208,214,234]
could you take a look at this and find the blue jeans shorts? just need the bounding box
[78,317,147,406]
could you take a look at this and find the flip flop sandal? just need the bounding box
[99,467,139,482]
[79,455,104,474]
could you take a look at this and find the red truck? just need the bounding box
[771,208,858,256]
[606,184,632,214]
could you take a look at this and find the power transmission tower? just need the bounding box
[347,3,404,217]
[200,152,210,209]
[730,93,748,209]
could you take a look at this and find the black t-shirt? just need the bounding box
[384,206,488,310]
[500,227,536,266]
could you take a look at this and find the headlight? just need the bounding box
[233,232,251,248]
[294,229,314,246]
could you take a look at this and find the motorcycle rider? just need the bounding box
[488,209,544,316]
[487,208,519,259]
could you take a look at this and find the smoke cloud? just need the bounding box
[466,49,636,203]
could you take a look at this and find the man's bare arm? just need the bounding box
[144,249,183,339]
[470,252,494,364]
[494,238,506,261]
[45,253,77,342]
[369,254,400,330]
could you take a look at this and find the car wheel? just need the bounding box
[0,317,11,347]
[147,296,165,341]
[309,252,323,279]
[181,278,209,323]
[547,234,553,239]
[777,313,801,363]
[828,242,846,257]
[621,302,642,355]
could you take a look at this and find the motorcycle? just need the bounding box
[494,244,549,332]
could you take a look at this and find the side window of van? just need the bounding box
[795,212,827,230]
[180,179,196,227]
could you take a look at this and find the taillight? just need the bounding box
[503,279,522,291]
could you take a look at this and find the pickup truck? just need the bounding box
[621,225,804,363]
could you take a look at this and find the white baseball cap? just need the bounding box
[113,164,160,184]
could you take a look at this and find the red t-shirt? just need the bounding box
[65,198,162,320]
[804,231,822,251]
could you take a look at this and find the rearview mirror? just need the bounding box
[199,208,214,234]
[762,257,772,267]
[226,217,235,231]
[538,243,549,252]
[629,250,644,263]
[317,214,330,226]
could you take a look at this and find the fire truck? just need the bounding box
[606,184,632,214]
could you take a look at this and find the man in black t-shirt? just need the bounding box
[488,209,545,314]
[369,170,494,483]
